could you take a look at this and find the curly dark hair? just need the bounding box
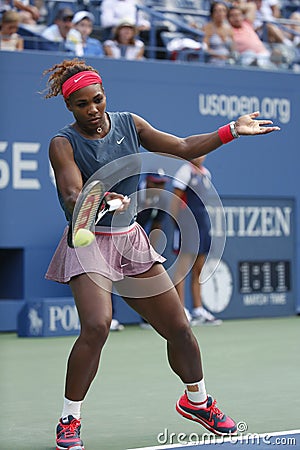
[43,58,100,98]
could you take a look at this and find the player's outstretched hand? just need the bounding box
[235,111,280,136]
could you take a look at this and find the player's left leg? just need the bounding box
[116,262,202,381]
[115,263,236,435]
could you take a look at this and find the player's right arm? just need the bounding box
[49,136,83,216]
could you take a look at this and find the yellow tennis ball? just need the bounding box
[74,228,95,247]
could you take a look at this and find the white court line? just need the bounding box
[127,429,300,450]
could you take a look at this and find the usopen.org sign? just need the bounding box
[199,93,291,124]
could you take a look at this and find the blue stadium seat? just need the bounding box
[175,0,201,9]
[18,25,64,51]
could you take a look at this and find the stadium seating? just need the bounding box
[18,24,62,51]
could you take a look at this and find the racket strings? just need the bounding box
[77,198,100,228]
[73,186,104,233]
[68,180,105,248]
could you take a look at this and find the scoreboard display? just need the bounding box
[239,261,291,294]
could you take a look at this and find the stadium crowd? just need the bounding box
[1,0,299,69]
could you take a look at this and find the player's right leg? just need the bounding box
[56,273,113,450]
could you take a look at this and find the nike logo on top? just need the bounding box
[117,136,125,145]
[120,262,130,268]
[74,75,85,83]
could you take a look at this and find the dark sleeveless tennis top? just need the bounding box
[53,111,141,227]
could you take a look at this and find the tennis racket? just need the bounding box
[67,180,124,248]
[67,180,105,248]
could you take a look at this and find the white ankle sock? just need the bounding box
[185,379,207,407]
[61,397,82,420]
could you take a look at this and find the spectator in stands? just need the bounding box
[137,169,169,250]
[282,11,300,69]
[41,7,84,56]
[136,169,169,329]
[33,0,47,24]
[100,0,150,40]
[202,1,236,65]
[0,10,24,50]
[252,0,292,46]
[103,20,145,59]
[0,0,41,25]
[170,156,222,326]
[227,5,274,67]
[13,0,40,25]
[72,11,104,57]
[110,297,125,331]
[284,11,300,47]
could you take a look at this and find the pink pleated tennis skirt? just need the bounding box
[45,222,165,283]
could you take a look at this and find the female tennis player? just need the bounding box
[43,58,279,450]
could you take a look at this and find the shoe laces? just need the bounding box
[209,399,224,421]
[60,418,80,438]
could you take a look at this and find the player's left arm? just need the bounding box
[132,112,280,161]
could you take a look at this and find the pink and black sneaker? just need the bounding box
[176,393,237,436]
[56,415,84,450]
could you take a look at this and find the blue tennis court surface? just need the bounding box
[128,430,300,450]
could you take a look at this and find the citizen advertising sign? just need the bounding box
[17,197,295,337]
[201,197,295,319]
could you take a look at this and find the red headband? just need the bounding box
[62,71,102,99]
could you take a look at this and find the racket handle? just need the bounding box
[96,202,110,223]
[95,198,123,224]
